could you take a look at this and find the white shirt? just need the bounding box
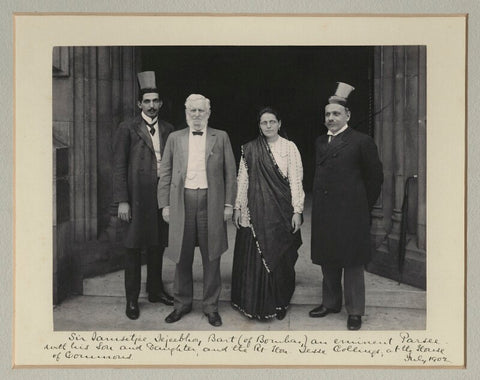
[185,127,208,189]
[327,124,349,143]
[142,112,162,177]
[235,136,305,227]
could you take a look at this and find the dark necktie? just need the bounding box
[145,119,158,136]
[192,131,203,136]
[328,134,336,144]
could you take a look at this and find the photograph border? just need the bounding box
[11,10,466,368]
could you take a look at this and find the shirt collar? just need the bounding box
[141,112,158,125]
[327,124,349,136]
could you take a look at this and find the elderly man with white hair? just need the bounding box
[157,94,237,327]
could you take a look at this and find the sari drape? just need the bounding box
[243,136,302,271]
[231,136,302,320]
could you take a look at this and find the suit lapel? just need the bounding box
[157,120,169,155]
[205,127,217,164]
[316,135,330,164]
[133,117,155,154]
[317,128,352,165]
[180,128,189,175]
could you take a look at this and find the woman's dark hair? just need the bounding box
[257,106,281,124]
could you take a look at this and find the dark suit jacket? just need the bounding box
[113,115,174,248]
[311,127,383,267]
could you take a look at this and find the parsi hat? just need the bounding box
[137,71,157,90]
[328,82,355,107]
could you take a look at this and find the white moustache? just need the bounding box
[186,114,209,129]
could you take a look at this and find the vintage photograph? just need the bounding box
[52,44,427,332]
[14,13,466,368]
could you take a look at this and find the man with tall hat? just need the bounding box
[157,94,237,327]
[309,82,383,330]
[113,71,175,320]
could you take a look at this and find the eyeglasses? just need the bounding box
[260,120,278,126]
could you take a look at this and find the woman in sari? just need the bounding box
[231,107,305,320]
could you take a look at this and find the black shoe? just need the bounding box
[205,312,222,327]
[347,315,362,330]
[148,290,174,306]
[309,305,341,318]
[165,308,191,323]
[126,299,139,320]
[276,308,287,320]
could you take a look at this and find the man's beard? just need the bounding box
[186,114,209,130]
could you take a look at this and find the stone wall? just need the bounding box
[52,46,140,304]
[368,46,427,289]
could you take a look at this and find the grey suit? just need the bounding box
[158,126,237,312]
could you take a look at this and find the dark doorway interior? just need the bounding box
[141,46,373,190]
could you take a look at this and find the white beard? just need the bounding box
[186,114,209,130]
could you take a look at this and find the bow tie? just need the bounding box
[192,131,203,136]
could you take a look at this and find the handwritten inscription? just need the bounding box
[42,331,452,364]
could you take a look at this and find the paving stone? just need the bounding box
[54,296,425,332]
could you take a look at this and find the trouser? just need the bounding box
[124,245,166,301]
[321,264,365,316]
[174,189,221,314]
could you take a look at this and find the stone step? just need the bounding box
[83,254,425,310]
